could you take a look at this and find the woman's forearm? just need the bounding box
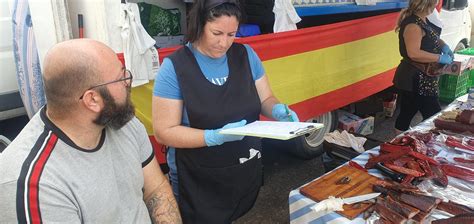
[154,125,207,149]
[260,96,279,119]
[408,50,441,63]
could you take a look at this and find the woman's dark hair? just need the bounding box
[185,0,243,43]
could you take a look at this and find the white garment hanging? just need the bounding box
[427,10,443,29]
[120,3,159,87]
[273,0,301,33]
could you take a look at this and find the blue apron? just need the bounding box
[169,43,263,223]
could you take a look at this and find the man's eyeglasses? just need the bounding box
[79,69,133,100]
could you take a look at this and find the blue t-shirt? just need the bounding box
[154,43,264,99]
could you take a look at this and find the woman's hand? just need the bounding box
[204,120,247,146]
[438,54,453,65]
[442,45,454,58]
[272,104,300,122]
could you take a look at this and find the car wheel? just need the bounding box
[0,135,12,153]
[454,41,467,52]
[289,111,337,159]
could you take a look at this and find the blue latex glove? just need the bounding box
[438,54,453,65]
[442,44,454,58]
[204,120,247,146]
[272,104,300,122]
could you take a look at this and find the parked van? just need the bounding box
[470,0,474,45]
[0,0,25,121]
[439,0,471,51]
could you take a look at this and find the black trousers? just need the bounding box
[395,89,441,131]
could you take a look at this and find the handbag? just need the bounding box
[407,60,446,77]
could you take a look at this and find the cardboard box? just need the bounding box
[441,54,472,75]
[383,93,397,117]
[337,111,374,135]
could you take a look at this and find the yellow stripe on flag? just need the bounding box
[263,31,400,104]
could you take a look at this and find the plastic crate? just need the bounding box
[439,70,469,103]
[457,48,474,55]
[469,72,474,88]
[457,48,474,87]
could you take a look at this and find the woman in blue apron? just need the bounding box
[152,0,299,223]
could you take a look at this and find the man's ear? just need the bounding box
[81,90,102,113]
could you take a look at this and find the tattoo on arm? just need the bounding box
[146,183,182,224]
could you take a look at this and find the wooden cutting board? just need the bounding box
[300,165,380,220]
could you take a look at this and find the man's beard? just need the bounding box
[93,86,135,129]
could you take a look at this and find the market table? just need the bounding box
[288,96,474,223]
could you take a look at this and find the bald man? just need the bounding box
[0,39,182,223]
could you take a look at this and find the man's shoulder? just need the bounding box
[123,116,146,131]
[106,117,152,163]
[0,115,46,184]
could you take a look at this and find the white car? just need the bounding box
[439,0,472,51]
[470,0,474,46]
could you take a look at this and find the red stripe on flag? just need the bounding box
[28,134,58,224]
[258,68,396,121]
[157,12,400,63]
[236,12,399,61]
[293,68,396,121]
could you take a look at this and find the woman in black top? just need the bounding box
[393,0,454,133]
